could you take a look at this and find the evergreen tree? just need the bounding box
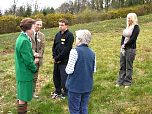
[25,5,32,17]
[42,7,55,16]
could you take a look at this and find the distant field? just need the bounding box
[0,14,152,114]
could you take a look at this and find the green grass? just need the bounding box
[1,13,152,114]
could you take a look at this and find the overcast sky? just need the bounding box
[0,0,70,12]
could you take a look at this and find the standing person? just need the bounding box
[15,18,37,114]
[52,19,74,99]
[65,30,96,114]
[31,19,45,98]
[116,13,140,88]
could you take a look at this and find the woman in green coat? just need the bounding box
[15,18,37,114]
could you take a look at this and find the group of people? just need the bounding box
[14,12,139,114]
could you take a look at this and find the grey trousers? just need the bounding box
[33,64,39,93]
[117,49,136,86]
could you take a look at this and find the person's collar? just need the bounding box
[21,31,31,41]
[60,29,68,34]
[77,43,88,47]
[21,31,29,37]
[34,31,38,35]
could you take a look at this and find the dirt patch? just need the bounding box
[0,49,14,55]
[36,76,50,94]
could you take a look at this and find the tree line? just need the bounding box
[0,0,152,17]
[58,0,152,13]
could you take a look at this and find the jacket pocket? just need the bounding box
[129,49,136,61]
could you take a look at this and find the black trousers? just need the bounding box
[117,49,136,86]
[53,63,68,95]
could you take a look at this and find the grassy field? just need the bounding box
[0,13,152,114]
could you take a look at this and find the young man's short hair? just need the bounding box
[59,19,69,25]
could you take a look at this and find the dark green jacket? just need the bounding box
[15,32,37,81]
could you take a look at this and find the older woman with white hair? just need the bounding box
[116,13,140,88]
[65,29,96,114]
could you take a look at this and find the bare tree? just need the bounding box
[0,10,2,16]
[33,0,39,14]
[13,0,18,15]
[56,1,75,14]
[16,6,26,16]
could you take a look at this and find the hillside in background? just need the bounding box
[0,13,152,114]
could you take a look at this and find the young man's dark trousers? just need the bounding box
[53,63,68,96]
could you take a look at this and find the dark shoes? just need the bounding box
[51,92,62,99]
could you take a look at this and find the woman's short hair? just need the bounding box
[75,30,92,44]
[20,18,35,32]
[126,13,138,27]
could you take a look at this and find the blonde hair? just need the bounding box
[75,29,92,45]
[126,13,138,28]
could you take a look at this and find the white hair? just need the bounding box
[126,13,138,28]
[75,29,92,44]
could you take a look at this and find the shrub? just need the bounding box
[0,13,74,34]
[0,15,22,34]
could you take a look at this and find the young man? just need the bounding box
[65,30,96,114]
[31,19,45,98]
[52,19,74,99]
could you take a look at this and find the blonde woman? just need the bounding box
[116,13,140,88]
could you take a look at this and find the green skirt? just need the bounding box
[17,81,33,101]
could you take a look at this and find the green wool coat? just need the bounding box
[15,32,37,81]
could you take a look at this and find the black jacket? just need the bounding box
[52,29,74,64]
[121,25,140,49]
